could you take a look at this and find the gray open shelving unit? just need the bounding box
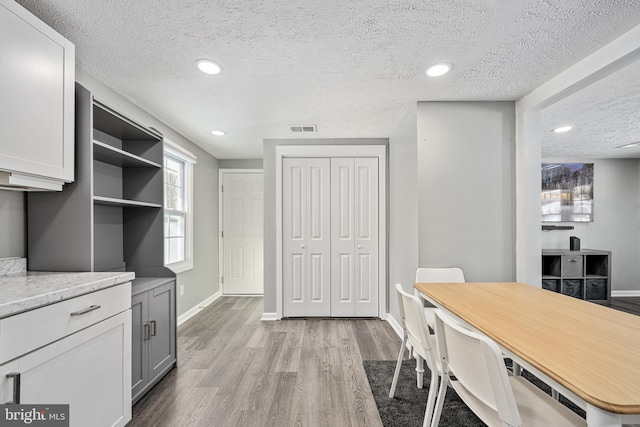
[541,249,611,304]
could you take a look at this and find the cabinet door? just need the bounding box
[131,292,150,400]
[0,0,74,182]
[148,281,176,381]
[0,311,131,427]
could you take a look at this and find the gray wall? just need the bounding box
[541,158,640,291]
[388,106,419,323]
[0,191,25,258]
[219,159,263,169]
[263,138,388,314]
[416,102,516,282]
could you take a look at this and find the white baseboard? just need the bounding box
[261,312,278,321]
[385,313,403,340]
[177,290,222,326]
[611,290,640,297]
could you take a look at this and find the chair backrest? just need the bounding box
[395,284,436,365]
[434,309,521,427]
[415,267,465,283]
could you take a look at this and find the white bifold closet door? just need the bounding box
[330,158,379,317]
[283,157,378,317]
[283,158,331,317]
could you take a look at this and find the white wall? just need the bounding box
[416,102,516,281]
[541,158,640,291]
[388,106,419,322]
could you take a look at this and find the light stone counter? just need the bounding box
[0,270,135,318]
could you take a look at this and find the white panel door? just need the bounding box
[330,158,379,317]
[331,158,356,316]
[283,158,331,317]
[354,158,379,316]
[223,173,264,294]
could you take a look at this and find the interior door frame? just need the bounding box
[218,168,264,295]
[276,145,387,320]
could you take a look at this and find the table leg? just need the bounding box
[586,404,622,427]
[512,361,522,376]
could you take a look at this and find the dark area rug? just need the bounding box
[363,359,585,427]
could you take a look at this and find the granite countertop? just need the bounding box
[0,270,135,319]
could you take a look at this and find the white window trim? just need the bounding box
[164,139,196,274]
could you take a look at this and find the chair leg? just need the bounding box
[430,374,449,427]
[422,370,439,427]
[416,354,425,389]
[389,332,407,398]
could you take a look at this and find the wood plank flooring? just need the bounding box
[128,296,400,427]
[610,296,640,316]
[129,296,640,427]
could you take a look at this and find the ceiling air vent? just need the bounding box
[290,125,317,133]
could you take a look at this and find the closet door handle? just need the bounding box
[6,372,20,404]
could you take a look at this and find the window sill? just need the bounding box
[166,260,193,274]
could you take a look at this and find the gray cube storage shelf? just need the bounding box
[27,83,176,403]
[541,249,611,304]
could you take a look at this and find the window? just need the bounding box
[164,139,196,273]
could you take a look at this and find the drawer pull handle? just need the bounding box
[144,323,151,340]
[569,259,577,262]
[70,305,101,316]
[150,320,157,337]
[6,372,20,404]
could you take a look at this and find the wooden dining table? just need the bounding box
[414,281,640,427]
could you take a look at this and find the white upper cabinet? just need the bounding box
[0,0,74,191]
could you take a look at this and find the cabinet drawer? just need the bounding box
[0,282,131,364]
[562,255,583,277]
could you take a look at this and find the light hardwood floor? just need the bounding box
[128,296,400,427]
[129,296,640,427]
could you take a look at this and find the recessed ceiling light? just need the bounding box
[196,59,222,75]
[552,126,573,133]
[618,141,640,149]
[211,130,226,136]
[425,63,452,77]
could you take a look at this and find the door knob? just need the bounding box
[300,244,305,249]
[357,245,362,249]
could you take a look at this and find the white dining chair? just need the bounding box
[414,267,466,328]
[431,309,586,427]
[389,283,442,427]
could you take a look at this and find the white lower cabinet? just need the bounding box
[0,284,132,427]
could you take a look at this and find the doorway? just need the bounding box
[275,145,387,319]
[220,170,264,295]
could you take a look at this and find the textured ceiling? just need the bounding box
[15,0,640,159]
[541,58,640,159]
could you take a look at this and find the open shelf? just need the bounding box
[93,141,161,168]
[94,196,162,208]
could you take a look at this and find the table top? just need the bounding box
[414,281,640,414]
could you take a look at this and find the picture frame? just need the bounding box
[541,163,594,222]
